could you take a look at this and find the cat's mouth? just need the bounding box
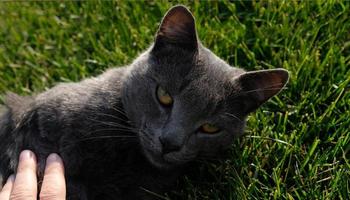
[145,148,193,170]
[143,146,174,169]
[139,134,191,169]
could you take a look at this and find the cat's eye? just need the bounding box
[156,86,173,106]
[200,123,220,134]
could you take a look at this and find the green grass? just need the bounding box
[0,1,349,199]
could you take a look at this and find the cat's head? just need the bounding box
[122,5,289,169]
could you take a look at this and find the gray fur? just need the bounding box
[0,5,289,200]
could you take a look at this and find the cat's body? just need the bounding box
[0,66,178,199]
[0,6,289,200]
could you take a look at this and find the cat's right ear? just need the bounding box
[152,5,198,52]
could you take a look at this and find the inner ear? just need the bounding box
[235,69,289,113]
[153,5,198,51]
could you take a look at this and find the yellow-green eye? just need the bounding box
[200,123,220,134]
[157,86,173,106]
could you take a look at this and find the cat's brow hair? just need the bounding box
[177,66,201,93]
[178,78,193,93]
[224,113,242,123]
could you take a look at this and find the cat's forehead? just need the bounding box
[148,46,243,95]
[151,60,241,114]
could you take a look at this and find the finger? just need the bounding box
[10,150,37,200]
[40,153,66,200]
[0,175,15,200]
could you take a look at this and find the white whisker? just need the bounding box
[224,112,242,122]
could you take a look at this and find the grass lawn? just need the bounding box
[0,1,349,199]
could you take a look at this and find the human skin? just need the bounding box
[0,150,66,200]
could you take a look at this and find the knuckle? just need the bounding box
[39,192,63,200]
[40,186,65,200]
[10,192,36,200]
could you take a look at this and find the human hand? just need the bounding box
[0,150,66,200]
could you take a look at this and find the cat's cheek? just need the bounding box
[184,134,200,153]
[194,132,230,154]
[139,130,162,156]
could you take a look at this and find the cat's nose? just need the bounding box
[159,136,181,154]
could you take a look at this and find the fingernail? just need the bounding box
[7,174,15,183]
[46,153,60,165]
[19,150,35,162]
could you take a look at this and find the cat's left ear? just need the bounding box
[234,69,289,113]
[153,5,198,51]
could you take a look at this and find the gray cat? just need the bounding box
[0,5,289,200]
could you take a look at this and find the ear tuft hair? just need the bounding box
[153,5,197,51]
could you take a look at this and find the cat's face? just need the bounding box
[122,6,289,169]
